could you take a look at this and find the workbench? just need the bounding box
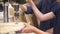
[0,22,36,34]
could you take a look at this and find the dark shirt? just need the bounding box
[25,0,54,31]
[25,0,60,34]
[51,1,60,34]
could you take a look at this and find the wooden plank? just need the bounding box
[0,22,25,33]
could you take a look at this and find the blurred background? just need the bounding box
[0,0,40,26]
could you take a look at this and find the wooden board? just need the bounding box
[0,22,25,33]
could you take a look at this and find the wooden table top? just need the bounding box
[0,22,25,33]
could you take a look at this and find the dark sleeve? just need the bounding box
[25,0,42,14]
[24,6,33,14]
[51,1,60,16]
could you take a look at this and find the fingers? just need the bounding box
[24,23,30,27]
[22,27,33,33]
[24,22,31,27]
[19,5,26,11]
[26,0,33,3]
[26,0,28,2]
[22,27,28,33]
[22,23,31,33]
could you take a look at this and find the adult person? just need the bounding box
[20,0,60,34]
[19,0,55,33]
[22,0,55,31]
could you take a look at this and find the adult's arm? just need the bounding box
[22,23,50,34]
[27,0,56,21]
[32,26,50,34]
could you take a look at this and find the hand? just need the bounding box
[26,0,33,2]
[22,23,35,33]
[22,23,50,34]
[19,4,27,11]
[26,0,33,3]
